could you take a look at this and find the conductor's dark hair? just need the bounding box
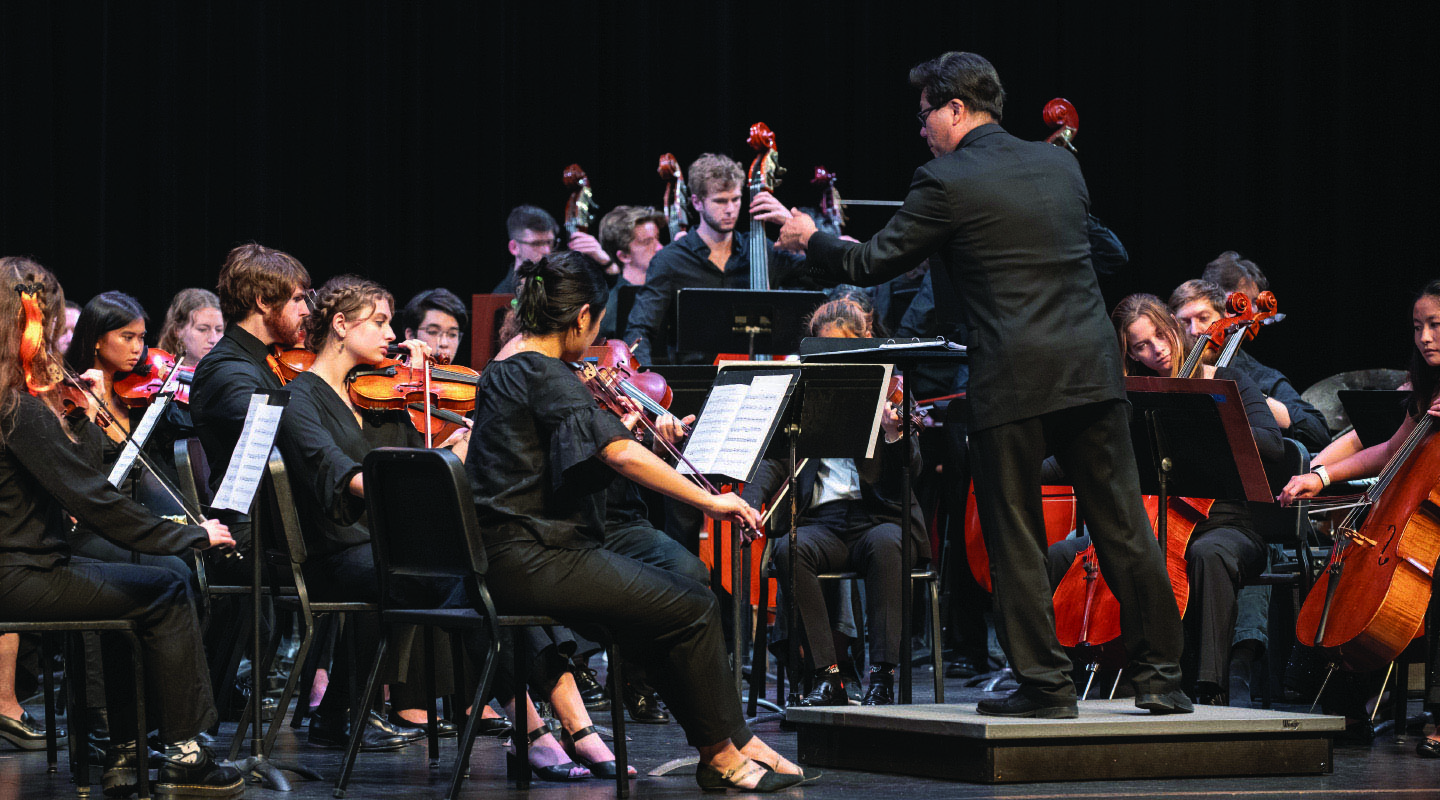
[909,52,1005,122]
[66,290,148,373]
[513,251,609,337]
[400,288,469,334]
[1408,279,1440,419]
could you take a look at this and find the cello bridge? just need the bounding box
[1339,527,1377,548]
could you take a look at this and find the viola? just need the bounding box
[563,163,598,237]
[811,166,846,234]
[658,153,691,240]
[113,348,194,407]
[745,122,783,291]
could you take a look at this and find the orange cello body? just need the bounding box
[1296,424,1440,672]
[964,481,1080,593]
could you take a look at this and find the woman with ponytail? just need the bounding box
[0,256,243,798]
[469,252,810,792]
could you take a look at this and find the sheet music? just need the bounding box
[212,393,287,514]
[680,373,794,482]
[107,396,170,487]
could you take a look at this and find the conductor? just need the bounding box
[776,51,1191,717]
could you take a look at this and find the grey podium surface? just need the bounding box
[787,700,1344,783]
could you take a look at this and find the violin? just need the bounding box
[113,348,193,407]
[745,122,783,291]
[658,153,691,240]
[563,163,598,237]
[348,351,479,447]
[267,347,315,385]
[578,339,685,434]
[885,374,933,429]
[811,166,846,234]
[59,374,114,429]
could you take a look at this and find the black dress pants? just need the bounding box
[771,500,911,668]
[969,399,1184,701]
[0,558,216,742]
[487,539,751,748]
[1182,526,1265,688]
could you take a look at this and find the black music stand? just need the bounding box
[801,337,968,702]
[1124,377,1274,556]
[675,288,826,361]
[1338,389,1409,449]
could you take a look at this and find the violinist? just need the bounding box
[398,288,468,364]
[63,290,149,446]
[157,288,224,364]
[596,205,665,339]
[1169,279,1329,452]
[1278,278,1440,757]
[740,297,926,707]
[622,153,811,366]
[1111,294,1281,705]
[776,51,1188,719]
[0,257,244,799]
[468,252,810,791]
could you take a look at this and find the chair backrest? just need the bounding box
[255,449,308,596]
[363,447,487,609]
[174,438,213,509]
[1255,437,1313,546]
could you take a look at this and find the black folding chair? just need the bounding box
[335,447,628,800]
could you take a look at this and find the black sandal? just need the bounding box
[561,724,633,779]
[696,759,803,792]
[505,724,589,782]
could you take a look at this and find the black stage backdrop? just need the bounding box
[1,1,1436,385]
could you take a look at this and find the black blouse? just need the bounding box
[0,393,207,570]
[467,352,632,550]
[276,371,424,558]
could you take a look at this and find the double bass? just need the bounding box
[745,122,783,291]
[563,163,599,237]
[658,153,691,240]
[811,166,846,234]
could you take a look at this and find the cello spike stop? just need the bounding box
[1309,664,1337,715]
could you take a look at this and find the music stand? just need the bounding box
[675,288,827,361]
[1338,389,1409,449]
[1124,377,1274,556]
[801,337,968,702]
[468,293,514,367]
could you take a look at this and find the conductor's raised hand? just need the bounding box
[777,209,817,253]
[200,518,236,550]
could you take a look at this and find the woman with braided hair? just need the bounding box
[0,256,242,799]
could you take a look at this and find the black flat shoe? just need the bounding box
[370,711,425,742]
[623,680,670,724]
[0,710,58,750]
[562,724,634,779]
[307,712,409,752]
[472,714,512,738]
[506,725,589,782]
[796,673,849,707]
[976,690,1078,719]
[696,761,803,792]
[1135,688,1195,715]
[1417,737,1440,758]
[390,713,458,739]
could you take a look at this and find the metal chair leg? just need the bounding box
[607,645,629,799]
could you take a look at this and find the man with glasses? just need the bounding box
[400,288,469,364]
[494,204,613,294]
[776,51,1191,719]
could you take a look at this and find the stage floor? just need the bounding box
[3,674,1439,800]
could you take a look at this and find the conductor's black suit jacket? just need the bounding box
[807,123,1124,432]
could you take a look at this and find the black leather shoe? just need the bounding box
[1417,736,1440,758]
[796,673,849,707]
[370,711,425,742]
[623,680,670,724]
[308,712,409,752]
[102,744,142,798]
[945,656,982,680]
[0,710,59,750]
[389,712,456,739]
[862,672,894,706]
[472,713,513,738]
[573,666,611,712]
[155,742,244,798]
[1135,688,1195,715]
[838,662,864,703]
[976,690,1078,718]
